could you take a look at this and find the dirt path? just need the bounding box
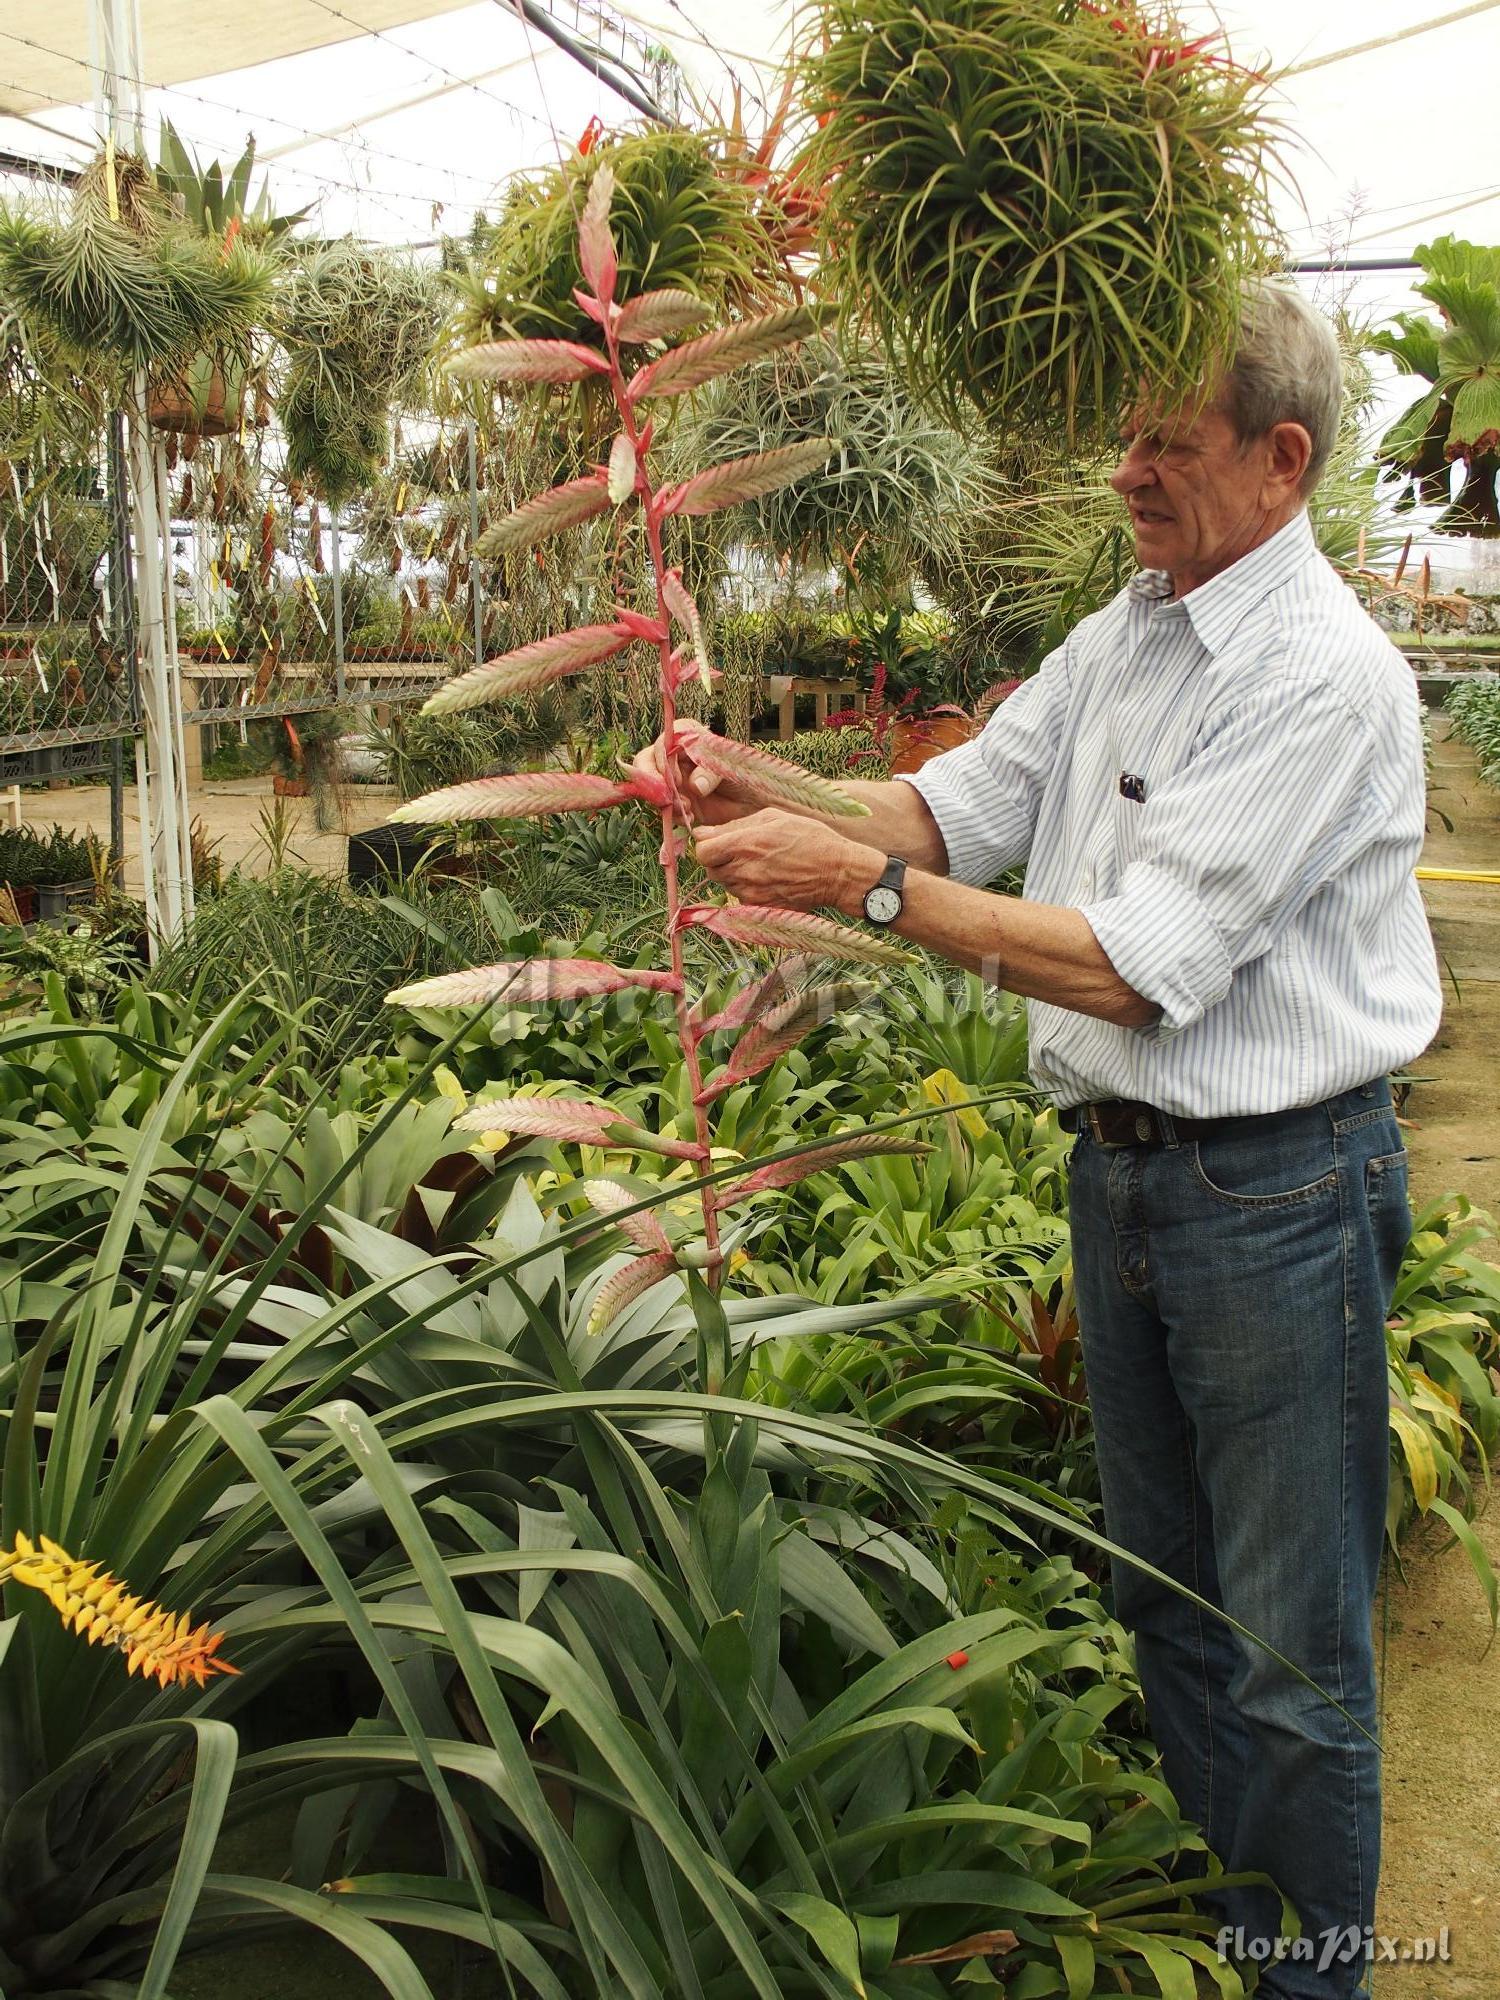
[1373,720,1500,2000]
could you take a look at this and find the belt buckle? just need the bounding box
[1088,1104,1108,1145]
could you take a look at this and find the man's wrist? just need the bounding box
[834,841,890,918]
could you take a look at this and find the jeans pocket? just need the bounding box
[1189,1132,1339,1210]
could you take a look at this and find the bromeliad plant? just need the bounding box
[389,167,930,1324]
[1375,237,1500,536]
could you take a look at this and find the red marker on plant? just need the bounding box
[946,1650,969,1670]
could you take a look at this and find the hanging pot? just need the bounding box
[148,361,234,439]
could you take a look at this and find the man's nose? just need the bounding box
[1109,444,1156,497]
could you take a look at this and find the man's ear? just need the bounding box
[1266,420,1314,499]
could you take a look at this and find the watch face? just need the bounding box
[864,884,903,925]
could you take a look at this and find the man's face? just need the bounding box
[1109,392,1289,596]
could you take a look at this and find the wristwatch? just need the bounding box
[863,854,908,928]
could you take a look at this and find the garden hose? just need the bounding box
[1416,867,1500,883]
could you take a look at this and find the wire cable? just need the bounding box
[0,23,540,196]
[1283,0,1500,78]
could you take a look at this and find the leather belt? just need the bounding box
[1059,1098,1265,1148]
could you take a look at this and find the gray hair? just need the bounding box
[1221,282,1344,495]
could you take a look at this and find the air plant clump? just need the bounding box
[388,168,927,1318]
[666,333,999,592]
[798,0,1280,436]
[275,241,441,503]
[446,130,790,355]
[0,148,273,379]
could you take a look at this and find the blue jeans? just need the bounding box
[1069,1081,1409,2000]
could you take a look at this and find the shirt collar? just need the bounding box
[1125,510,1321,655]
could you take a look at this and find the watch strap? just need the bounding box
[863,853,908,925]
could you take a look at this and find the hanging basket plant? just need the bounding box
[274,240,441,503]
[665,332,998,593]
[446,129,790,358]
[797,0,1280,436]
[0,150,272,389]
[1374,237,1500,538]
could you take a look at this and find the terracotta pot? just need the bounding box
[147,364,235,439]
[888,714,977,775]
[272,773,310,799]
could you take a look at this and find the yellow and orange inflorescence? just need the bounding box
[2,1532,238,1689]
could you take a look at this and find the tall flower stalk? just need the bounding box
[388,169,923,1321]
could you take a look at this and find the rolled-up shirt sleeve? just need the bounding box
[1082,675,1381,1038]
[902,643,1073,884]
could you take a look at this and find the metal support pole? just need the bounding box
[130,397,188,947]
[466,417,485,668]
[106,411,135,886]
[330,510,347,704]
[154,443,195,925]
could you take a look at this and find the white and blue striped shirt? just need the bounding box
[907,510,1442,1117]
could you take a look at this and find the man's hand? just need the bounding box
[629,718,753,826]
[692,808,886,914]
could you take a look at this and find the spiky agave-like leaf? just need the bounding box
[475,473,610,557]
[387,960,683,1009]
[664,441,836,518]
[588,1250,680,1335]
[678,903,911,966]
[627,305,819,401]
[424,624,636,715]
[607,431,638,504]
[696,981,870,1101]
[684,728,869,818]
[389,773,643,825]
[448,338,612,384]
[581,1178,673,1253]
[725,1133,933,1198]
[578,163,618,306]
[615,288,712,344]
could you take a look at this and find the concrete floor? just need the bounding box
[17,774,398,888]
[1375,721,1500,1999]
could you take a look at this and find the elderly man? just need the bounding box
[642,283,1442,1995]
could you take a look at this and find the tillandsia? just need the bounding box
[388,166,928,1324]
[0,1532,238,1690]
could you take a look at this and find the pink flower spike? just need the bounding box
[578,164,618,307]
[581,1178,673,1254]
[425,624,635,716]
[390,772,642,824]
[678,903,911,967]
[588,1250,679,1335]
[722,1133,933,1200]
[447,339,611,386]
[386,959,682,1009]
[451,1096,621,1144]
